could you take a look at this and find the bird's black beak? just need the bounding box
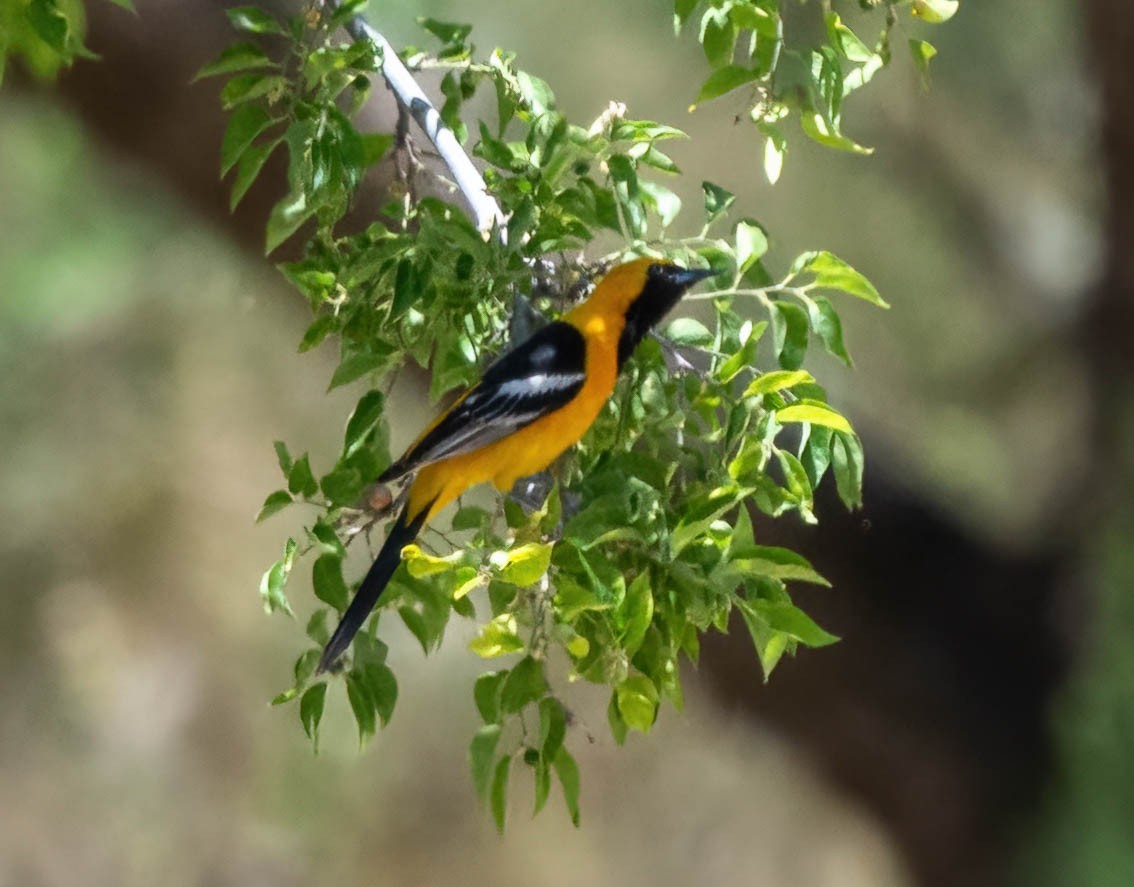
[656,265,716,290]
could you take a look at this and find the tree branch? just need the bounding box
[324,0,506,238]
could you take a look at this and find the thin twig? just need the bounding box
[323,0,507,238]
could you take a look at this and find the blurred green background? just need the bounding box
[3,2,1129,885]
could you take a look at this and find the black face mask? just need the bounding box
[617,264,715,369]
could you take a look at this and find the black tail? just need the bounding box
[317,505,427,674]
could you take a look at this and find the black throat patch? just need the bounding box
[617,264,710,369]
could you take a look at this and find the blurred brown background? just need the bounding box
[3,2,1132,886]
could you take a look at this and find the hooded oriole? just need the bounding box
[318,258,713,672]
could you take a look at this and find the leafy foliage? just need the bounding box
[201,0,957,829]
[0,0,135,85]
[676,0,956,180]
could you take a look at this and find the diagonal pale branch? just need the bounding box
[324,0,507,237]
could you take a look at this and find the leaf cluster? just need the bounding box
[208,0,934,829]
[0,0,133,84]
[677,0,956,180]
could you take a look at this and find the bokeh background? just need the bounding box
[3,2,1131,885]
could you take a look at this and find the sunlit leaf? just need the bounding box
[226,6,286,35]
[796,250,888,307]
[911,0,959,24]
[776,401,853,435]
[616,675,659,732]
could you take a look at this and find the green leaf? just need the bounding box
[639,180,682,228]
[256,489,292,522]
[299,683,327,751]
[417,16,472,46]
[361,663,398,727]
[909,39,937,90]
[735,220,768,273]
[475,671,505,723]
[452,505,490,532]
[105,0,137,11]
[287,454,318,497]
[726,545,830,587]
[696,65,761,104]
[501,656,547,713]
[490,542,553,586]
[672,484,740,556]
[825,12,875,64]
[616,675,659,733]
[27,0,68,53]
[770,301,809,370]
[265,190,312,253]
[533,755,552,815]
[490,755,512,833]
[391,258,422,318]
[743,370,814,397]
[346,671,377,746]
[221,104,274,176]
[328,0,369,27]
[226,6,286,35]
[800,112,873,156]
[296,316,335,354]
[470,724,502,801]
[755,600,839,647]
[402,544,465,578]
[329,342,394,389]
[911,0,959,24]
[776,449,814,517]
[516,71,555,115]
[610,119,687,142]
[351,632,388,668]
[469,614,526,658]
[220,73,286,109]
[699,6,737,67]
[319,466,364,506]
[539,697,568,760]
[701,181,735,225]
[735,598,787,679]
[398,606,432,654]
[196,42,274,81]
[831,430,864,510]
[665,317,714,347]
[607,692,628,745]
[290,647,318,686]
[715,320,765,383]
[620,572,654,656]
[306,609,331,646]
[273,440,293,477]
[797,250,888,307]
[761,124,786,184]
[259,538,297,616]
[310,520,346,558]
[806,294,853,366]
[674,0,699,29]
[776,401,853,435]
[312,554,350,611]
[229,136,282,211]
[344,390,385,458]
[553,747,581,825]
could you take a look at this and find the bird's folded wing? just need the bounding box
[379,320,587,481]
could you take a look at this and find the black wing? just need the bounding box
[379,321,587,481]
